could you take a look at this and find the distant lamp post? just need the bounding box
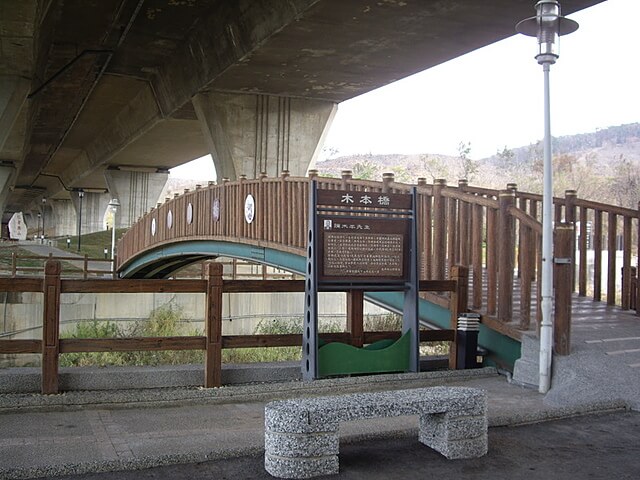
[66,237,71,249]
[41,198,46,239]
[103,247,108,259]
[516,1,578,394]
[37,213,42,240]
[108,198,120,267]
[77,190,84,252]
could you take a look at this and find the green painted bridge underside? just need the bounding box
[120,240,520,369]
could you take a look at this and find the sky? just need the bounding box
[171,0,639,180]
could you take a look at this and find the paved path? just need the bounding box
[14,242,114,276]
[39,411,640,480]
[0,369,633,479]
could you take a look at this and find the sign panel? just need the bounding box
[8,212,27,240]
[318,216,410,284]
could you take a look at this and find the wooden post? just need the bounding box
[447,194,457,269]
[471,203,483,310]
[205,262,223,388]
[449,265,468,370]
[637,201,640,315]
[458,180,469,266]
[622,216,632,310]
[497,190,515,322]
[42,260,62,394]
[382,172,394,193]
[347,290,364,348]
[432,179,447,279]
[554,224,574,355]
[607,212,617,306]
[593,209,603,302]
[578,205,588,296]
[519,225,533,330]
[341,170,352,190]
[565,190,577,293]
[486,207,498,316]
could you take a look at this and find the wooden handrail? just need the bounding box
[0,259,467,393]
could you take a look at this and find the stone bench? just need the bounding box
[264,386,487,479]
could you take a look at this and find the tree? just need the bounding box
[352,160,378,180]
[457,141,478,181]
[420,154,449,182]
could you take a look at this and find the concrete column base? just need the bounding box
[193,92,337,180]
[104,169,169,228]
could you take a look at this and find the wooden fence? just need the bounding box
[2,251,116,278]
[118,172,640,349]
[0,260,467,394]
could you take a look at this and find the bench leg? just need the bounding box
[418,411,488,459]
[265,430,339,478]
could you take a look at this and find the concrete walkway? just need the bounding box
[0,368,633,480]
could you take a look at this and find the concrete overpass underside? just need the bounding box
[0,0,602,232]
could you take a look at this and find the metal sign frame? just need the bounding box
[302,180,419,381]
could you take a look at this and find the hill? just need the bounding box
[315,123,640,208]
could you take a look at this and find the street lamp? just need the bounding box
[41,198,46,240]
[77,190,84,252]
[516,1,578,394]
[108,198,120,267]
[37,213,42,240]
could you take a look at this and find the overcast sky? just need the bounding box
[171,0,639,179]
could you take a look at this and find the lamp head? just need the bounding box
[516,0,579,65]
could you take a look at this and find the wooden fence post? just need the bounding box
[449,265,469,370]
[622,216,632,310]
[347,290,364,348]
[42,260,61,394]
[498,189,515,322]
[458,179,469,267]
[205,261,223,388]
[565,190,577,293]
[432,179,447,279]
[554,224,574,355]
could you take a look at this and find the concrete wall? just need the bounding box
[0,291,389,367]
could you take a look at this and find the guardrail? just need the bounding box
[0,260,468,394]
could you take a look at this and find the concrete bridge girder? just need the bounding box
[193,92,337,180]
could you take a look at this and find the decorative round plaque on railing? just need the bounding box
[212,198,220,222]
[244,194,255,224]
[167,210,173,229]
[186,203,193,224]
[151,218,156,236]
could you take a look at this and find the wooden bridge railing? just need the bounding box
[0,260,465,394]
[118,172,640,343]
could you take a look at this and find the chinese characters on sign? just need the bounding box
[340,193,391,206]
[324,232,403,277]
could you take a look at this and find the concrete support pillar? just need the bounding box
[0,165,16,218]
[70,192,111,235]
[192,92,337,180]
[104,169,169,228]
[0,76,29,151]
[48,199,77,237]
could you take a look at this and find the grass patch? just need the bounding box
[56,228,128,259]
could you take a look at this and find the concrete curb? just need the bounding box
[0,367,498,413]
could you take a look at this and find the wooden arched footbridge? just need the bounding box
[117,170,639,347]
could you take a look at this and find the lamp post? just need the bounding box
[41,198,46,240]
[516,1,578,394]
[108,199,120,268]
[77,190,84,252]
[37,213,41,240]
